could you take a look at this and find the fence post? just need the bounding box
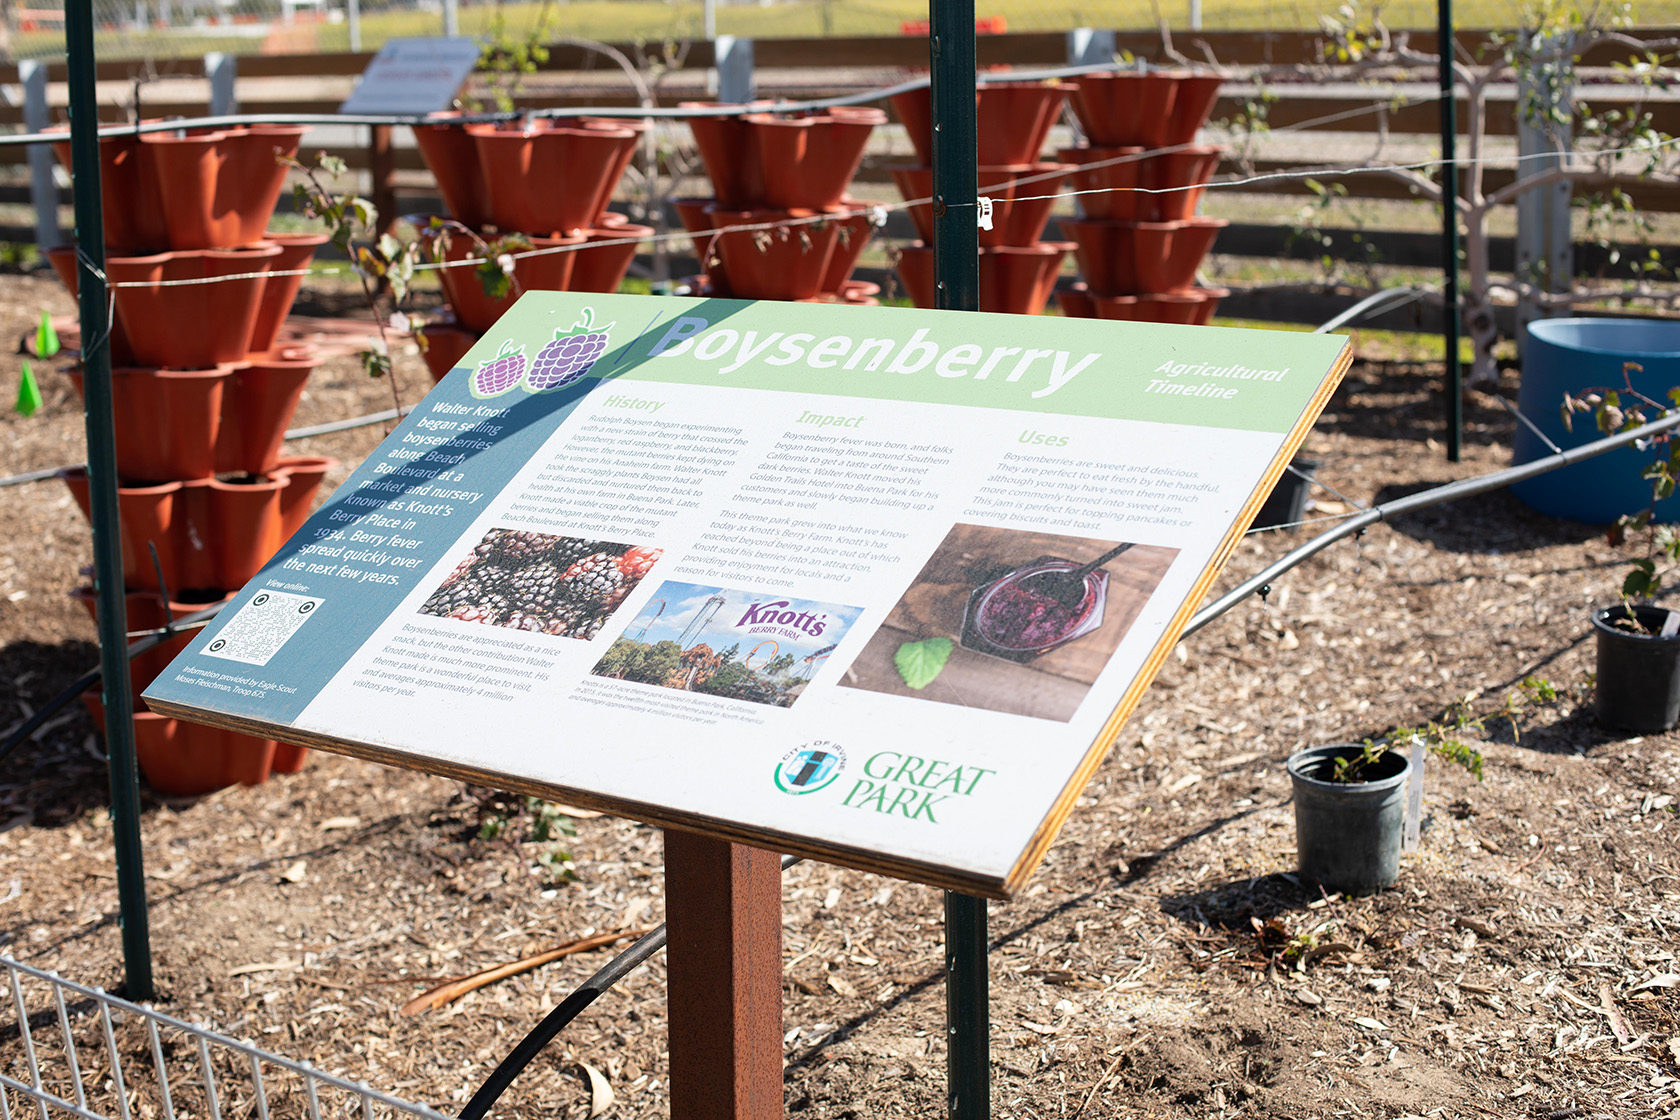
[204,51,237,116]
[19,59,60,250]
[1514,34,1574,356]
[443,0,458,38]
[1065,27,1114,67]
[348,0,362,52]
[715,35,754,103]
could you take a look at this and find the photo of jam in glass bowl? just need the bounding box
[963,557,1109,662]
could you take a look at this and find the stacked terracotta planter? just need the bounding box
[1053,71,1230,324]
[889,81,1077,315]
[672,104,887,304]
[46,125,335,795]
[413,115,655,377]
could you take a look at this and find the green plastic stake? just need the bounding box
[15,360,41,417]
[36,312,59,359]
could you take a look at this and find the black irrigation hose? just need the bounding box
[0,604,222,765]
[457,854,803,1120]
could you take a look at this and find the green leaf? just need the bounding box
[894,637,953,690]
[35,313,58,359]
[14,360,40,417]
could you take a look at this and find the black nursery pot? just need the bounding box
[1252,454,1321,530]
[1592,604,1680,732]
[1287,744,1411,895]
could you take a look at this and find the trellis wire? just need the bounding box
[0,956,450,1120]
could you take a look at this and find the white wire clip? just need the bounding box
[869,204,889,229]
[976,196,994,232]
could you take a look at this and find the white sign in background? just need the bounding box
[338,37,481,116]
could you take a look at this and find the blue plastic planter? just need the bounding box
[1512,318,1680,524]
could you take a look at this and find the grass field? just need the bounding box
[18,0,1680,61]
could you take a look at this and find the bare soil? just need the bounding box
[0,271,1676,1120]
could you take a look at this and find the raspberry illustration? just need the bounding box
[470,339,528,398]
[616,546,662,581]
[524,308,616,392]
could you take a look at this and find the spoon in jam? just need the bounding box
[1026,541,1135,607]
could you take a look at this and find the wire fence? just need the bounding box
[0,955,451,1120]
[12,0,1671,61]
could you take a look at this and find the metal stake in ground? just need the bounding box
[928,0,988,1117]
[1437,0,1462,463]
[65,0,153,1001]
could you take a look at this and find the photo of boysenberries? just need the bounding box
[418,528,662,640]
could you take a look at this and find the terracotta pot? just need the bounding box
[579,116,650,225]
[66,363,233,482]
[107,244,282,368]
[1132,217,1227,293]
[466,124,639,236]
[1057,145,1222,222]
[83,693,279,795]
[142,126,305,250]
[569,223,655,293]
[819,203,881,295]
[419,321,481,382]
[682,101,775,209]
[1070,71,1223,149]
[1093,286,1229,325]
[747,109,886,209]
[437,231,584,332]
[892,81,1069,167]
[840,279,881,303]
[73,586,234,695]
[672,196,732,294]
[414,113,492,229]
[1062,216,1226,296]
[61,457,335,593]
[44,244,136,365]
[66,354,316,480]
[708,208,842,301]
[248,232,330,354]
[1055,146,1146,220]
[896,242,1070,315]
[1057,283,1097,318]
[595,209,631,228]
[270,742,311,774]
[219,353,318,475]
[48,126,169,255]
[272,455,336,542]
[890,164,1073,247]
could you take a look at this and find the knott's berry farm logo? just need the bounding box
[774,742,847,795]
[737,599,833,640]
[468,308,614,399]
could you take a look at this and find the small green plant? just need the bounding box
[1562,361,1680,614]
[472,791,579,883]
[1333,699,1487,783]
[470,0,556,113]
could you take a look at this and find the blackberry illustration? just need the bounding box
[524,308,615,392]
[470,339,528,398]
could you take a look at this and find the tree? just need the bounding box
[631,640,684,686]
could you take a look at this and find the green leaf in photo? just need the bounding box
[894,637,953,690]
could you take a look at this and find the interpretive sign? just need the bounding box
[145,293,1351,896]
[338,37,481,116]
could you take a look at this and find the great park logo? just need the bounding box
[468,308,614,399]
[773,742,847,795]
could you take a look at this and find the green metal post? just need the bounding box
[929,2,987,1117]
[944,893,989,1120]
[1438,0,1462,462]
[65,0,153,999]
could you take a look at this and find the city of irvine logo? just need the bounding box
[774,742,847,795]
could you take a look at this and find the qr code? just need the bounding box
[201,591,324,667]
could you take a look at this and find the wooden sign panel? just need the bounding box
[144,293,1350,897]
